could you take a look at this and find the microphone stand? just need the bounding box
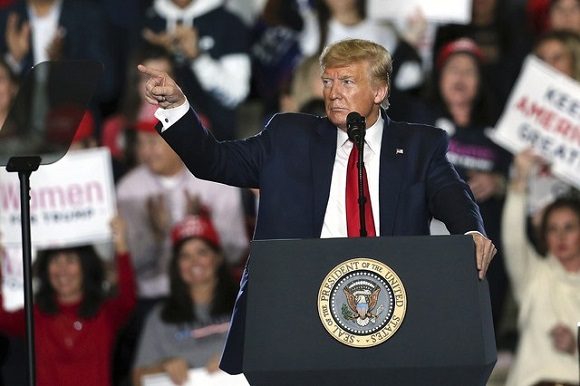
[355,138,368,237]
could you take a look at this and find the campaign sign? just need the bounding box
[488,55,580,190]
[0,147,116,248]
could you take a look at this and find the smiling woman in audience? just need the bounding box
[132,214,238,386]
[0,216,136,386]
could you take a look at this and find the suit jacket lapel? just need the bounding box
[311,119,337,237]
[379,113,404,236]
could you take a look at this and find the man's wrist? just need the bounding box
[154,100,190,132]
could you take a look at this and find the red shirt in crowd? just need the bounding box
[0,252,136,386]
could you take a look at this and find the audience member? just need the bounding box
[116,121,248,299]
[300,0,424,120]
[250,0,312,117]
[278,54,323,113]
[0,216,136,386]
[521,30,580,248]
[534,29,580,80]
[502,149,580,386]
[114,115,247,385]
[132,214,237,386]
[433,0,528,111]
[0,0,116,111]
[0,57,20,386]
[548,0,580,34]
[141,0,251,140]
[0,58,17,126]
[69,111,98,150]
[101,44,175,181]
[420,38,512,335]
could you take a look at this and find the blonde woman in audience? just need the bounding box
[502,149,580,386]
[534,29,580,81]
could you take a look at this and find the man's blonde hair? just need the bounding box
[319,39,393,108]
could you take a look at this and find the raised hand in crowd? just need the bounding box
[142,28,174,55]
[510,148,546,192]
[143,25,201,61]
[110,215,129,255]
[184,191,201,216]
[147,194,171,242]
[5,12,30,64]
[467,171,505,202]
[550,323,577,355]
[173,25,200,60]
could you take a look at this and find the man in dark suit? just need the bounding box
[138,38,497,375]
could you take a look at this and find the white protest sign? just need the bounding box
[488,55,580,190]
[0,147,116,248]
[0,243,29,311]
[368,0,471,24]
[143,368,249,386]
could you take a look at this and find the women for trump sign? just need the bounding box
[0,147,116,248]
[0,147,116,310]
[488,55,580,189]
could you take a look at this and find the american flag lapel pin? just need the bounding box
[395,148,404,155]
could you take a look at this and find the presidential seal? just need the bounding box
[317,258,407,348]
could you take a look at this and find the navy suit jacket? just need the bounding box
[161,107,485,374]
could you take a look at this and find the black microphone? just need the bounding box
[346,112,366,146]
[346,111,368,237]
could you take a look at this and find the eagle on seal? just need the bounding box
[343,287,381,326]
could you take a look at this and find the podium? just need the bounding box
[242,235,496,386]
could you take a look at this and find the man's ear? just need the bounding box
[373,84,388,104]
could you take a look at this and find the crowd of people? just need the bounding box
[0,0,579,385]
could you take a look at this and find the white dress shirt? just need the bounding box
[320,115,383,238]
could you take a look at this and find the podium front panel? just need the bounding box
[243,235,496,386]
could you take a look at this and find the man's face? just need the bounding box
[322,61,386,131]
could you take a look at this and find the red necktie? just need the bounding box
[345,143,376,237]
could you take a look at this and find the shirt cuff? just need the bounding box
[154,100,190,132]
[464,231,484,237]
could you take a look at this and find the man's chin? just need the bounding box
[327,113,347,131]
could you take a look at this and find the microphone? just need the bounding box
[346,112,366,146]
[346,111,368,237]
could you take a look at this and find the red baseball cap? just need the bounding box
[436,38,484,71]
[171,215,220,248]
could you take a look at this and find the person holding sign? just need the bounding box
[512,29,580,246]
[0,216,136,386]
[502,149,580,386]
[420,38,512,334]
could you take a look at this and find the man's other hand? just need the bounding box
[470,233,497,280]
